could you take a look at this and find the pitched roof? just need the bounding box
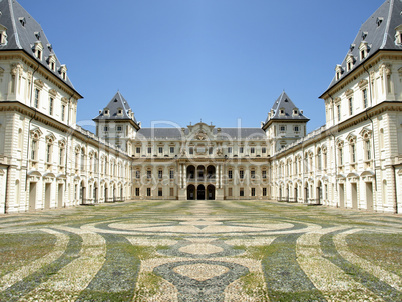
[262,91,309,128]
[323,0,402,95]
[0,0,80,95]
[93,91,140,128]
[137,127,266,140]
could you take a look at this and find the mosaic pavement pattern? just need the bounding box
[0,199,401,301]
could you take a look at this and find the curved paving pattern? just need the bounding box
[0,199,400,301]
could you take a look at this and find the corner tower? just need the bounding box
[262,91,309,154]
[93,91,140,154]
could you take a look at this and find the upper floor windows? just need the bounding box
[349,97,353,116]
[33,41,43,60]
[346,54,354,71]
[48,54,56,71]
[34,88,40,108]
[362,88,368,109]
[0,25,7,45]
[49,97,54,115]
[335,65,343,81]
[359,41,369,60]
[59,65,67,81]
[395,25,402,45]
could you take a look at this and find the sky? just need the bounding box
[18,0,385,133]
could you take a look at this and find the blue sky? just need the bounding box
[18,0,384,132]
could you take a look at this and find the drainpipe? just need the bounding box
[25,63,40,192]
[362,63,378,193]
[392,164,400,214]
[327,92,338,207]
[3,164,10,214]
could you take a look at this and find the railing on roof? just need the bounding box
[277,125,327,155]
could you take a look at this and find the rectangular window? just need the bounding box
[59,148,64,165]
[158,170,162,179]
[49,98,53,115]
[117,126,122,131]
[294,126,299,132]
[228,170,233,179]
[61,105,65,121]
[240,147,244,153]
[228,147,232,153]
[366,140,371,160]
[34,89,40,108]
[136,147,141,153]
[209,147,213,155]
[280,126,286,132]
[251,147,255,154]
[170,170,174,179]
[263,188,267,196]
[158,147,163,153]
[170,147,174,153]
[135,188,140,196]
[351,144,356,163]
[363,89,368,108]
[158,188,162,197]
[146,188,151,197]
[147,170,151,179]
[170,188,174,196]
[262,170,267,179]
[189,147,193,155]
[337,105,341,122]
[240,188,245,197]
[104,126,108,132]
[136,170,140,179]
[251,170,255,179]
[262,147,267,153]
[240,170,244,179]
[46,144,51,163]
[251,188,256,197]
[349,98,353,115]
[147,147,151,154]
[31,140,37,160]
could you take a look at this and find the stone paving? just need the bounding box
[0,199,401,301]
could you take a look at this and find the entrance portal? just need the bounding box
[197,185,206,200]
[207,185,215,200]
[187,185,195,200]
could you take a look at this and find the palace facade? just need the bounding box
[0,0,401,214]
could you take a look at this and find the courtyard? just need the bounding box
[0,199,401,302]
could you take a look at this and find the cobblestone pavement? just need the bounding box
[0,199,401,301]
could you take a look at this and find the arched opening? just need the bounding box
[187,165,195,181]
[294,185,298,203]
[93,182,98,203]
[187,185,195,200]
[104,183,109,202]
[44,182,51,209]
[304,182,309,203]
[57,183,63,208]
[316,181,322,205]
[197,184,206,200]
[207,166,216,180]
[29,182,37,211]
[339,183,345,208]
[207,185,215,200]
[80,181,86,205]
[197,166,205,181]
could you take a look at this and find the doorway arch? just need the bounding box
[197,184,206,200]
[187,185,195,200]
[207,185,215,200]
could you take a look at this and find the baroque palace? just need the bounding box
[0,0,401,214]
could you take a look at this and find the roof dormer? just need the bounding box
[0,25,8,45]
[359,41,369,60]
[103,108,110,116]
[59,64,67,81]
[48,54,56,71]
[395,25,402,45]
[346,54,355,71]
[117,108,123,116]
[335,64,343,81]
[33,41,43,60]
[292,108,299,116]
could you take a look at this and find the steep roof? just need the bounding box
[93,91,140,129]
[322,0,402,95]
[137,127,266,140]
[0,0,80,96]
[262,91,309,129]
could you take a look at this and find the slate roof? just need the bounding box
[262,91,309,128]
[0,0,80,95]
[137,127,266,140]
[322,0,402,95]
[93,91,140,128]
